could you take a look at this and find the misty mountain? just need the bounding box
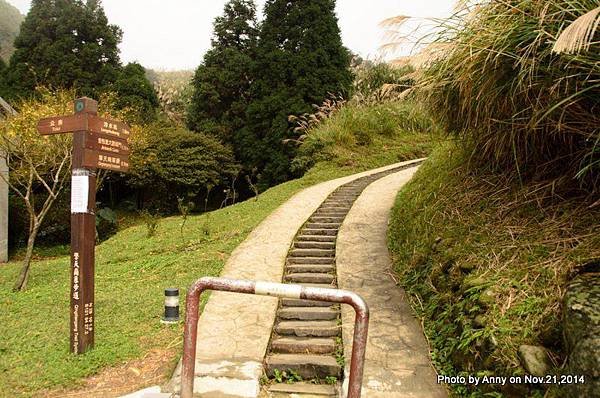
[0,0,24,61]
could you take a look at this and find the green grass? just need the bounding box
[292,100,438,173]
[388,143,600,397]
[0,103,435,396]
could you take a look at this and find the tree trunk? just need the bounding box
[13,224,39,291]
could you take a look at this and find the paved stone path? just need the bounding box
[157,159,424,398]
[338,169,447,397]
[263,163,425,397]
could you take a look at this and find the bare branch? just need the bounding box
[32,167,56,199]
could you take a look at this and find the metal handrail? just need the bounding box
[181,277,370,398]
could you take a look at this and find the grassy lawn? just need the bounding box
[388,144,600,397]
[0,102,435,396]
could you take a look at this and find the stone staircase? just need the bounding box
[263,164,420,397]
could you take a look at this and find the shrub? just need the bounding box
[139,209,160,238]
[127,121,241,210]
[96,207,118,242]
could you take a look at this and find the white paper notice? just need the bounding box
[71,176,89,213]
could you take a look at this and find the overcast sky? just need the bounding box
[8,0,455,70]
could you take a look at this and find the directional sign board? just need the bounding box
[38,114,87,135]
[84,132,130,156]
[87,115,131,139]
[38,114,131,140]
[82,149,130,172]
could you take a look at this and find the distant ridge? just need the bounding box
[0,0,24,61]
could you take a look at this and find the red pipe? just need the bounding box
[180,277,369,398]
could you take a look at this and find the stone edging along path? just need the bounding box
[160,159,426,398]
[338,169,447,397]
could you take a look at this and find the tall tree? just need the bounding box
[114,62,159,124]
[239,0,352,186]
[187,0,258,147]
[4,0,122,99]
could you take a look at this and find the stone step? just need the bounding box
[286,264,335,273]
[335,191,361,196]
[323,201,353,206]
[335,188,363,192]
[309,216,345,223]
[305,223,341,230]
[314,210,347,216]
[276,321,340,337]
[268,382,337,397]
[290,248,335,258]
[281,298,332,307]
[285,273,335,284]
[330,194,358,199]
[288,257,335,265]
[297,235,336,242]
[302,283,336,289]
[327,199,355,204]
[271,337,336,354]
[265,354,341,379]
[301,229,337,236]
[318,210,351,217]
[279,307,338,321]
[294,241,335,250]
[318,205,351,210]
[320,203,351,208]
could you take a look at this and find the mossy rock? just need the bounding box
[563,272,600,350]
[563,272,600,397]
[517,345,552,377]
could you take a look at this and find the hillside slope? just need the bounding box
[388,144,599,397]
[0,0,24,61]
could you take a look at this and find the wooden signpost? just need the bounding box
[37,98,130,354]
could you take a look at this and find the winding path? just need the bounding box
[133,159,442,398]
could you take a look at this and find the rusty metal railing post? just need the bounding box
[180,277,370,398]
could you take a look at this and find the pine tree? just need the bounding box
[5,0,122,99]
[240,0,352,186]
[114,62,159,124]
[187,0,258,147]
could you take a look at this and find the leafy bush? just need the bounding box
[96,207,118,242]
[127,121,240,210]
[139,209,160,238]
[421,1,600,190]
